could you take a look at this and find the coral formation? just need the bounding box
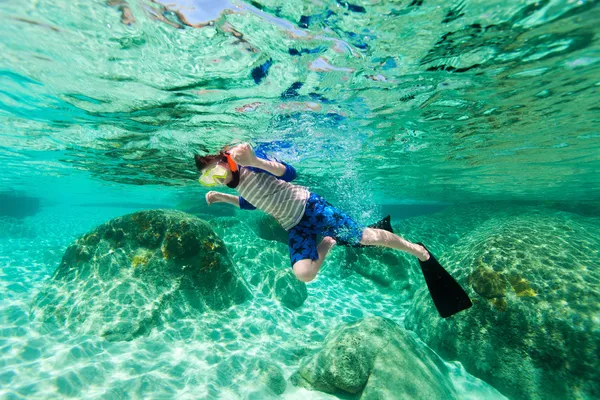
[33,210,251,341]
[405,210,600,400]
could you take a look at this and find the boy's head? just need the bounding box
[194,152,227,172]
[194,151,236,187]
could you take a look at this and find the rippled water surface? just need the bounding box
[2,0,599,202]
[1,0,599,399]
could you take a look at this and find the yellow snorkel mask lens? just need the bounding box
[198,164,228,187]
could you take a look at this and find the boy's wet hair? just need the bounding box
[194,149,228,171]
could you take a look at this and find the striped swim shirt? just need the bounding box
[237,167,309,230]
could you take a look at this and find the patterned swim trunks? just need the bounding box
[287,193,364,266]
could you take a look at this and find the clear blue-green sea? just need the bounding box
[1,1,599,399]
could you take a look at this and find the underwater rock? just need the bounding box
[241,245,308,309]
[265,268,307,309]
[211,218,308,309]
[33,209,251,341]
[344,246,411,288]
[405,210,600,400]
[253,214,288,244]
[216,356,286,396]
[0,191,40,218]
[291,317,457,399]
[254,359,287,395]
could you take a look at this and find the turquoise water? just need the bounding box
[1,0,599,399]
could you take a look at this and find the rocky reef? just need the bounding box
[29,204,600,398]
[33,209,251,341]
[404,209,600,400]
[291,317,458,399]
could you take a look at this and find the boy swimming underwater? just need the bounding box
[194,143,472,318]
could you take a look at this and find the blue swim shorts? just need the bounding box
[287,193,364,266]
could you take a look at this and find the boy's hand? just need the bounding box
[228,143,257,167]
[205,191,220,206]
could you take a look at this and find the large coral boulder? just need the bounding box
[33,210,251,341]
[290,317,457,399]
[405,210,600,400]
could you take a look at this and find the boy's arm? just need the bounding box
[206,192,240,208]
[230,143,297,182]
[251,158,291,179]
[206,191,256,210]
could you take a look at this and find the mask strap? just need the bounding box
[227,169,240,188]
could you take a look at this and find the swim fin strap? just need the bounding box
[416,242,472,318]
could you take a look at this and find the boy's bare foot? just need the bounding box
[316,236,336,261]
[417,245,430,262]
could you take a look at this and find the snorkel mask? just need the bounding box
[198,152,238,187]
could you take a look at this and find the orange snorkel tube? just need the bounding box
[224,150,240,188]
[223,145,238,173]
[225,153,238,173]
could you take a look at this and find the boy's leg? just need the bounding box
[360,228,430,261]
[293,236,335,282]
[314,200,428,261]
[292,237,336,282]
